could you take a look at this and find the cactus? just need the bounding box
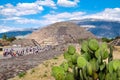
[64,72,74,80]
[99,72,105,80]
[63,51,72,61]
[81,52,91,61]
[52,66,65,80]
[77,56,87,68]
[117,68,120,78]
[86,62,92,76]
[68,45,76,55]
[88,39,99,51]
[52,39,120,80]
[71,54,78,64]
[90,58,99,72]
[60,62,69,72]
[112,60,120,71]
[108,45,113,62]
[81,41,89,53]
[100,62,106,71]
[108,61,114,73]
[95,46,108,60]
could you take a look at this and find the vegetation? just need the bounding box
[18,72,26,78]
[101,37,113,43]
[2,34,16,42]
[102,36,120,43]
[52,39,120,80]
[2,34,7,40]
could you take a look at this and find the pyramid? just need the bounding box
[27,22,96,46]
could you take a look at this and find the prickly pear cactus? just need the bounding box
[88,39,99,51]
[77,56,87,68]
[71,54,78,64]
[64,72,74,80]
[52,66,65,80]
[81,41,89,53]
[60,62,69,72]
[86,62,92,76]
[52,39,120,80]
[63,51,72,61]
[112,60,120,71]
[68,45,76,55]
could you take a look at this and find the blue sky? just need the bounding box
[0,0,120,32]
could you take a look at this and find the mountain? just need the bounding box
[70,18,120,38]
[27,22,96,46]
[0,28,37,38]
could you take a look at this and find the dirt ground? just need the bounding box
[113,46,120,59]
[10,55,64,80]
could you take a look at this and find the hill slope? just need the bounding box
[71,18,120,38]
[27,22,96,46]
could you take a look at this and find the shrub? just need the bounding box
[18,72,26,78]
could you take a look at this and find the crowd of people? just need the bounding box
[3,45,52,57]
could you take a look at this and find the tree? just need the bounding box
[7,36,16,42]
[2,34,7,40]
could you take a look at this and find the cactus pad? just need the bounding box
[81,41,89,52]
[77,56,87,68]
[60,62,69,72]
[68,45,76,55]
[86,62,93,76]
[112,60,120,71]
[71,54,78,64]
[88,39,99,51]
[52,66,65,80]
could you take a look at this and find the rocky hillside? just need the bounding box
[27,22,96,46]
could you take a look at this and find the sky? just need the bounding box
[0,0,120,32]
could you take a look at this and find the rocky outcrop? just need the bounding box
[110,39,120,46]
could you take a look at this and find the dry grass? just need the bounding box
[113,46,120,59]
[9,55,65,80]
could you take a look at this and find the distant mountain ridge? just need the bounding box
[70,18,120,38]
[0,28,37,38]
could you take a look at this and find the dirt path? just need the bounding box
[0,47,64,80]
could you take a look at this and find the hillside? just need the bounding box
[70,18,120,38]
[27,22,96,46]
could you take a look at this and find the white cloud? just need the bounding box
[0,3,43,16]
[16,3,43,16]
[36,11,85,25]
[0,0,56,17]
[82,8,120,21]
[43,12,85,21]
[36,0,56,9]
[0,26,25,33]
[0,6,4,9]
[1,8,120,28]
[16,18,40,24]
[39,8,120,25]
[1,11,85,25]
[57,0,80,7]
